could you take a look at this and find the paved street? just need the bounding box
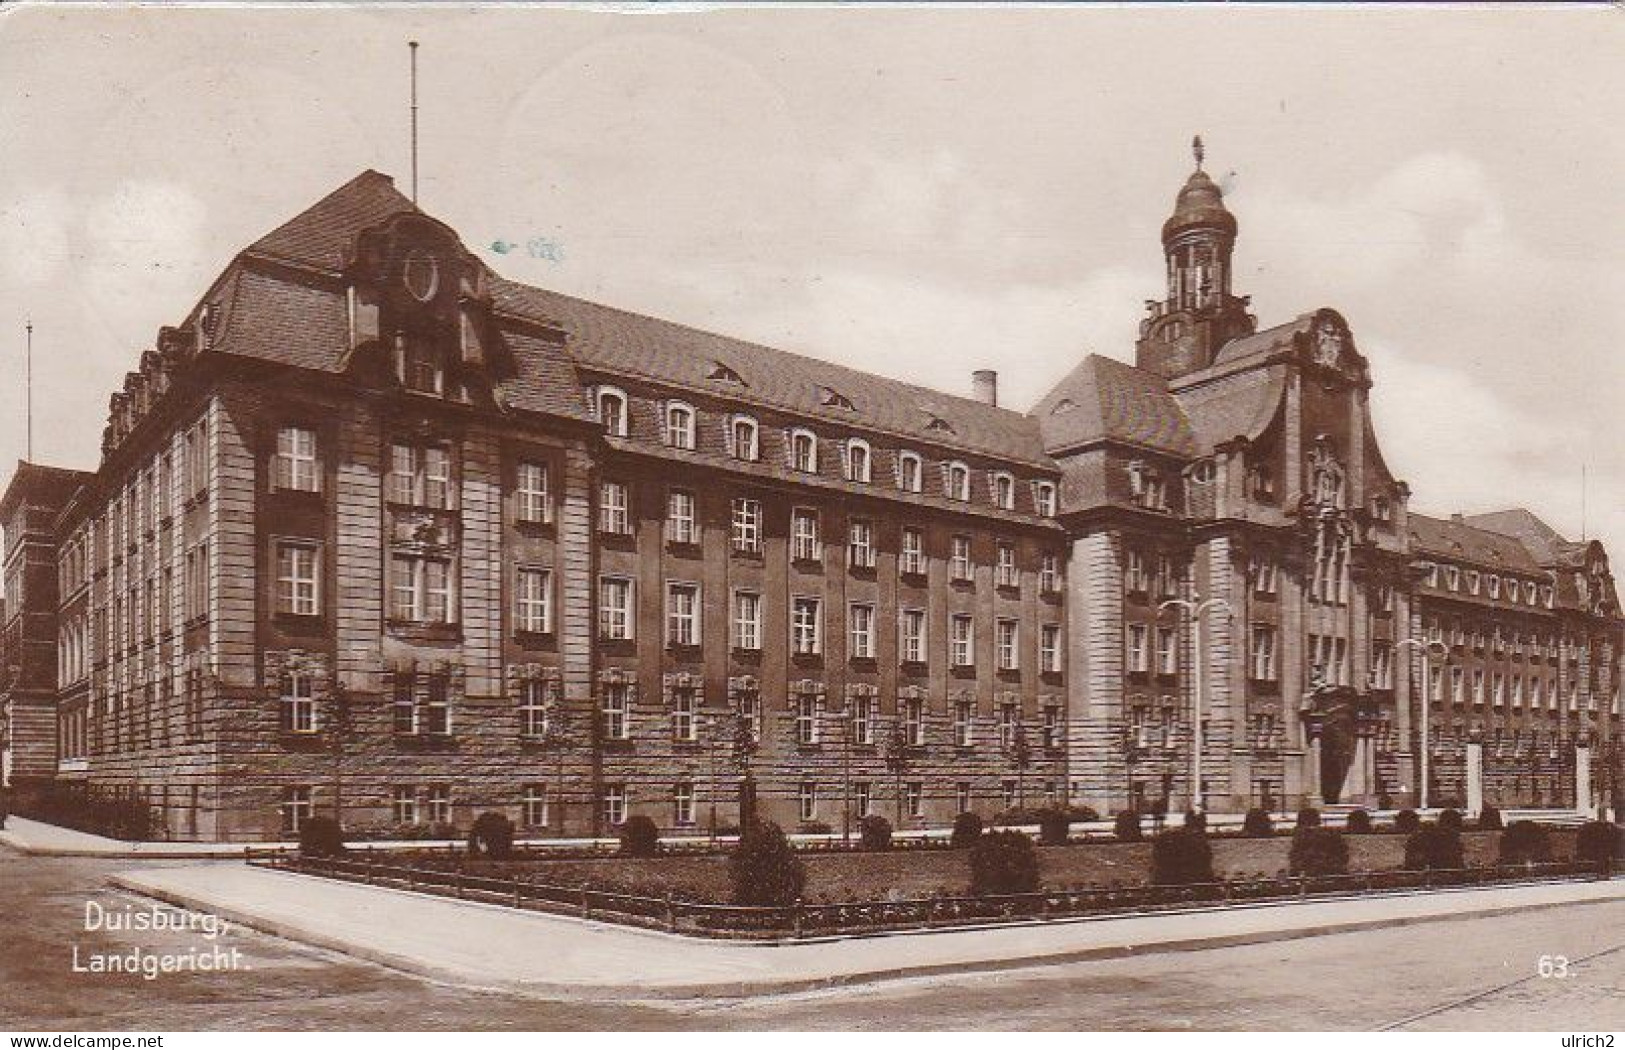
[3,849,1622,1031]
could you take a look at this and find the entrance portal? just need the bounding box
[1320,715,1355,804]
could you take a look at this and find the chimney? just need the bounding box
[972,369,998,407]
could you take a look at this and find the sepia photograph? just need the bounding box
[0,1,1620,1040]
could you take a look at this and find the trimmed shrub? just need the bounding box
[298,816,345,858]
[728,821,807,906]
[1476,804,1503,831]
[1064,805,1102,823]
[950,812,984,848]
[1394,809,1422,834]
[1405,825,1464,870]
[1346,809,1373,834]
[800,820,834,836]
[467,811,514,859]
[859,814,893,851]
[1576,820,1622,873]
[1438,808,1465,833]
[1289,826,1349,876]
[968,829,1040,895]
[1498,820,1553,866]
[618,814,660,857]
[1039,808,1071,846]
[1151,828,1215,885]
[1113,809,1143,843]
[1295,807,1321,830]
[1242,808,1274,838]
[1182,809,1207,834]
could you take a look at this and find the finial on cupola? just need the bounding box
[1192,134,1205,172]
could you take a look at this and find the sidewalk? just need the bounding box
[0,817,274,858]
[109,863,1625,1001]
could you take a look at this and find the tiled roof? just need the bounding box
[0,462,93,520]
[1212,315,1306,367]
[246,170,419,274]
[1409,512,1545,574]
[1176,365,1286,453]
[1034,354,1196,457]
[216,265,350,372]
[487,277,1054,467]
[493,326,592,422]
[1461,509,1580,567]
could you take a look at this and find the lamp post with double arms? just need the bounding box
[1395,637,1449,811]
[1157,596,1233,815]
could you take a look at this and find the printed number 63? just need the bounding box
[1538,955,1570,978]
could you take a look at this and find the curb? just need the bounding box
[106,870,1625,1002]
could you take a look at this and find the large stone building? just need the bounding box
[1,151,1618,839]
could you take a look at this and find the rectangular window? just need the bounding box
[276,542,320,616]
[603,785,626,827]
[1039,553,1061,594]
[599,480,630,535]
[426,785,451,824]
[731,497,762,553]
[1251,559,1278,595]
[798,780,818,822]
[848,518,875,569]
[666,489,696,545]
[999,703,1018,750]
[1125,551,1149,594]
[950,614,974,667]
[519,679,549,738]
[275,427,319,492]
[792,597,822,655]
[852,696,874,744]
[390,554,453,623]
[995,543,1018,588]
[1156,626,1177,675]
[388,443,453,509]
[523,785,548,828]
[1040,623,1061,673]
[674,782,695,826]
[855,781,873,817]
[791,508,822,561]
[515,568,552,634]
[733,590,762,650]
[599,576,634,641]
[516,461,550,523]
[392,786,418,825]
[282,672,316,733]
[1451,666,1465,703]
[954,700,973,747]
[1473,669,1486,705]
[996,618,1019,671]
[1042,705,1060,750]
[956,781,972,814]
[900,528,926,576]
[849,602,876,659]
[666,582,701,647]
[1371,642,1394,690]
[795,695,819,745]
[950,535,973,581]
[901,608,926,664]
[423,675,451,735]
[906,781,924,819]
[602,684,631,740]
[1156,555,1179,598]
[904,697,924,745]
[672,688,698,742]
[281,787,313,834]
[1127,623,1150,674]
[1250,626,1278,681]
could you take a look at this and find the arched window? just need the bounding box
[897,451,923,493]
[728,415,759,461]
[992,472,1015,510]
[789,428,818,473]
[845,439,872,483]
[664,401,696,450]
[945,461,971,502]
[1033,481,1057,518]
[596,386,629,438]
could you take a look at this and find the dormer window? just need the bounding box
[1487,574,1501,600]
[789,428,818,473]
[897,451,923,493]
[926,416,955,435]
[844,439,872,483]
[707,361,746,385]
[664,401,696,450]
[945,461,971,502]
[1445,566,1461,592]
[1129,461,1167,510]
[394,333,444,395]
[1466,569,1481,595]
[595,386,629,438]
[821,387,856,411]
[1034,481,1057,518]
[728,415,759,461]
[1372,496,1392,523]
[992,472,1015,510]
[1249,465,1275,500]
[1188,460,1217,485]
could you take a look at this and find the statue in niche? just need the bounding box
[1314,319,1345,368]
[1306,436,1346,510]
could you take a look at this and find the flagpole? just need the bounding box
[24,319,32,462]
[409,41,420,204]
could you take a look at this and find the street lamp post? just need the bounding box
[1158,596,1233,815]
[704,715,719,845]
[840,708,854,847]
[1395,637,1448,811]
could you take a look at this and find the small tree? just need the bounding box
[1476,804,1503,831]
[1405,825,1464,870]
[618,814,660,858]
[1114,809,1143,843]
[1438,808,1465,834]
[1498,820,1553,866]
[1575,820,1622,874]
[1242,808,1274,838]
[1346,809,1373,834]
[298,816,345,858]
[1182,809,1207,835]
[1289,826,1349,876]
[467,811,514,859]
[969,829,1040,895]
[1038,808,1071,846]
[859,814,893,851]
[1394,809,1422,834]
[1295,807,1321,830]
[728,821,807,906]
[950,811,984,848]
[1150,828,1215,885]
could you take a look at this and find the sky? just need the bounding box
[0,3,1620,562]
